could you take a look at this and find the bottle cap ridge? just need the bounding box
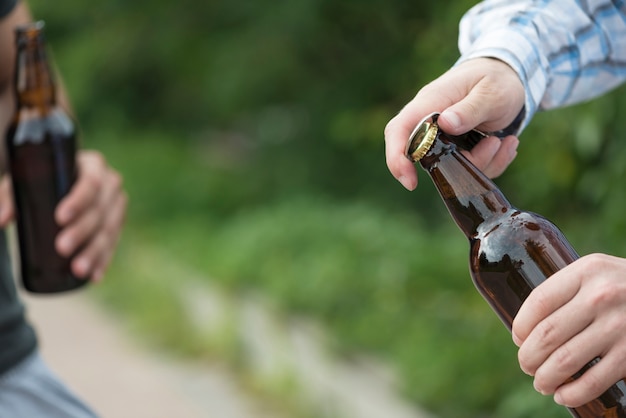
[406,112,440,162]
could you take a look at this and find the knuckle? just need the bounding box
[459,100,481,121]
[553,346,576,371]
[535,319,559,347]
[82,164,104,188]
[102,218,118,238]
[575,253,626,308]
[578,253,611,275]
[89,173,104,191]
[588,280,619,308]
[530,286,552,319]
[602,312,625,336]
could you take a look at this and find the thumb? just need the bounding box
[432,57,525,136]
[437,98,488,136]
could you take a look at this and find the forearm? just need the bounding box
[457,0,626,133]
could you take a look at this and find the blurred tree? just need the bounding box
[30,0,485,219]
[26,0,626,416]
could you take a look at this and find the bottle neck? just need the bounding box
[419,131,512,236]
[13,23,56,111]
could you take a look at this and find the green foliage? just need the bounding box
[94,134,570,417]
[25,0,626,416]
[194,195,574,417]
[31,0,478,217]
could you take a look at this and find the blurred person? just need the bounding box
[384,0,626,409]
[0,0,127,416]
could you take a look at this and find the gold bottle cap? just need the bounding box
[405,112,440,162]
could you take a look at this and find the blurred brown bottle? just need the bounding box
[406,113,626,417]
[5,21,86,293]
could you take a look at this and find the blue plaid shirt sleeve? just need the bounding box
[456,0,626,133]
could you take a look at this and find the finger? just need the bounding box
[553,353,626,408]
[56,202,103,257]
[384,113,419,191]
[0,176,15,226]
[518,298,594,377]
[384,81,463,190]
[518,255,626,379]
[56,163,112,256]
[512,266,583,345]
[70,188,127,280]
[56,152,106,226]
[56,165,122,257]
[439,96,496,136]
[530,318,602,393]
[70,230,110,279]
[88,243,115,283]
[440,100,520,137]
[481,135,519,178]
[460,136,500,171]
[460,135,519,178]
[436,59,525,135]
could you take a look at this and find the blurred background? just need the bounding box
[24,0,626,417]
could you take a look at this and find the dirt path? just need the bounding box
[21,289,277,418]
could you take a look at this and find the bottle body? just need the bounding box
[407,114,626,417]
[5,22,85,293]
[469,207,626,417]
[469,207,579,328]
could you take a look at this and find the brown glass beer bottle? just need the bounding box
[5,21,86,293]
[405,113,626,417]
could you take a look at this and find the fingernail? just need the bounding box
[554,392,564,405]
[74,258,91,278]
[441,110,461,131]
[512,332,522,347]
[57,236,73,256]
[533,380,542,394]
[57,209,75,225]
[398,175,415,191]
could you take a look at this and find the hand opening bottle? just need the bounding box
[405,113,626,417]
[5,21,87,293]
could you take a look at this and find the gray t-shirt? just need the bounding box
[0,230,37,376]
